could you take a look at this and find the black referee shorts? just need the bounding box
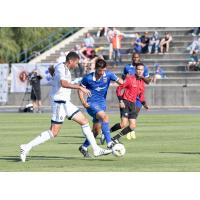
[120,99,138,119]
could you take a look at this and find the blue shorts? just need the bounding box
[135,99,142,109]
[87,102,106,123]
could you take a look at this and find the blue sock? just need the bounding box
[101,121,112,144]
[82,139,90,148]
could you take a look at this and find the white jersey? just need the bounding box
[50,62,72,102]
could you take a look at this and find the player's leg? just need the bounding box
[96,111,115,148]
[20,101,64,162]
[68,103,111,157]
[112,101,136,142]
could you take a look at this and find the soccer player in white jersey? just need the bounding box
[20,51,112,162]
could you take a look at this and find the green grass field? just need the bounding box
[0,112,200,172]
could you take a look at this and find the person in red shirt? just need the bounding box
[111,63,149,142]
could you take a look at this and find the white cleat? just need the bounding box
[20,144,29,162]
[93,148,112,157]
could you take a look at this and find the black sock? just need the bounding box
[110,123,121,133]
[113,126,133,140]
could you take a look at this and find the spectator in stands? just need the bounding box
[187,51,200,71]
[111,29,123,66]
[96,27,108,38]
[140,32,150,53]
[84,32,95,48]
[151,64,166,84]
[192,27,200,37]
[186,37,200,54]
[29,69,43,113]
[73,44,86,77]
[159,32,173,53]
[148,31,160,54]
[106,28,114,60]
[133,33,142,53]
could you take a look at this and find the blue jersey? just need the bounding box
[81,70,119,104]
[123,63,149,78]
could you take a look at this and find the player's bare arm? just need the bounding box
[78,89,90,108]
[60,80,91,96]
[141,76,152,84]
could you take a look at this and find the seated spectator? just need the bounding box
[148,31,160,54]
[187,51,200,71]
[186,37,200,54]
[111,30,123,66]
[133,33,142,53]
[83,32,95,48]
[140,32,150,53]
[152,64,166,83]
[192,27,200,37]
[159,32,173,53]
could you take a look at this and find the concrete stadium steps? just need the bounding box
[156,77,200,84]
[45,53,191,61]
[74,35,193,43]
[106,65,186,72]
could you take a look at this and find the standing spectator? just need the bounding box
[159,32,173,53]
[29,69,43,113]
[152,64,166,83]
[111,30,123,66]
[140,32,150,53]
[187,37,200,54]
[73,44,86,77]
[187,51,200,71]
[96,27,108,38]
[148,31,160,54]
[107,28,114,60]
[133,33,142,53]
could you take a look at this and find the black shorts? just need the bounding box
[120,99,138,119]
[31,87,41,101]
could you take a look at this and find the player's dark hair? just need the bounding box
[135,63,144,69]
[95,58,107,69]
[66,51,80,62]
[132,52,140,58]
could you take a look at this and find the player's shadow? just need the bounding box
[0,155,83,162]
[160,152,200,155]
[0,155,115,162]
[58,135,84,139]
[58,142,83,145]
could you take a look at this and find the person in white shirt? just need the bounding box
[20,51,112,162]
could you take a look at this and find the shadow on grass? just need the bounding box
[0,155,116,162]
[160,152,200,155]
[58,142,83,145]
[58,135,84,139]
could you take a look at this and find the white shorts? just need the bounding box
[51,100,80,124]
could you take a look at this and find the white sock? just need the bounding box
[26,130,54,151]
[81,123,99,151]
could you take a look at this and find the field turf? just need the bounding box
[0,113,200,172]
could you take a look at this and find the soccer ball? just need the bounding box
[112,143,126,157]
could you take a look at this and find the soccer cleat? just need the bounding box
[79,146,91,158]
[99,134,105,145]
[93,148,112,157]
[20,144,29,162]
[130,131,136,139]
[126,132,132,140]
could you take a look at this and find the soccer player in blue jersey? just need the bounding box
[78,58,123,157]
[108,53,152,141]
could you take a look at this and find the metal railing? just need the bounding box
[14,27,81,63]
